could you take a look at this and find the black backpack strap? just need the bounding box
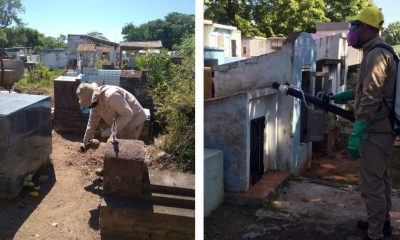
[371,43,399,134]
[369,43,399,62]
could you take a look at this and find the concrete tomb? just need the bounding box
[0,92,52,198]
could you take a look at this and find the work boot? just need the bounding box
[357,219,392,236]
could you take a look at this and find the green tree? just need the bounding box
[0,29,8,47]
[135,49,176,88]
[2,27,67,49]
[325,0,372,23]
[121,12,194,50]
[154,34,195,172]
[204,0,371,37]
[235,14,263,37]
[0,0,24,28]
[136,35,195,172]
[39,36,67,49]
[4,27,43,47]
[87,31,108,40]
[383,21,400,45]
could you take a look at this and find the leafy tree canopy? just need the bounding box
[204,0,372,37]
[382,21,400,45]
[121,12,194,50]
[0,0,24,28]
[0,27,67,49]
[87,31,108,40]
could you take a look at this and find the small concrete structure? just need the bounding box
[53,75,88,134]
[100,139,194,239]
[37,49,68,70]
[204,20,246,67]
[67,34,119,69]
[0,92,51,198]
[103,140,145,197]
[204,148,224,216]
[205,33,318,192]
[242,37,285,58]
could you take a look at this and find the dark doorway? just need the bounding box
[231,40,237,57]
[250,116,265,186]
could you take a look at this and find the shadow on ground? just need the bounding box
[0,163,56,239]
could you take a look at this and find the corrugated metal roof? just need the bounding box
[77,44,96,52]
[119,41,163,49]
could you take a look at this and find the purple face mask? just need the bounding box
[347,31,362,48]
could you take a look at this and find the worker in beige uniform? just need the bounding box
[330,6,397,240]
[76,82,147,151]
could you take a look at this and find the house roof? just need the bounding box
[119,41,163,50]
[68,34,119,47]
[77,44,96,52]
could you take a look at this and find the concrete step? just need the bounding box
[226,171,291,205]
[140,192,195,209]
[143,169,195,196]
[143,184,195,197]
[100,196,194,240]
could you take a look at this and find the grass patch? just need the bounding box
[12,67,65,106]
[205,204,255,240]
[205,191,284,240]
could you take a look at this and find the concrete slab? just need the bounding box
[143,169,195,197]
[272,180,400,234]
[103,139,145,197]
[226,171,290,205]
[100,196,194,240]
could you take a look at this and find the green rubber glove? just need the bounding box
[330,90,353,104]
[347,120,369,159]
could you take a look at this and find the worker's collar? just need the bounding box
[362,36,385,52]
[91,85,110,103]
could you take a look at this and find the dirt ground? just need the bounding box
[205,144,400,240]
[0,131,106,240]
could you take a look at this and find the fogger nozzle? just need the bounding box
[271,82,355,122]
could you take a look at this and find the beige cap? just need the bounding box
[76,82,98,107]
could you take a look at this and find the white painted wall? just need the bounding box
[38,50,68,70]
[204,148,224,216]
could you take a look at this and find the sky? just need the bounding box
[374,0,399,27]
[19,0,195,43]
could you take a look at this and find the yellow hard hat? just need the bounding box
[346,6,384,30]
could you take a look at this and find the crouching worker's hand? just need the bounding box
[79,139,100,152]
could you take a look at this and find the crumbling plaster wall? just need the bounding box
[213,43,294,98]
[204,93,248,192]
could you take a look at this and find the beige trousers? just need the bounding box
[117,121,144,140]
[359,132,394,239]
